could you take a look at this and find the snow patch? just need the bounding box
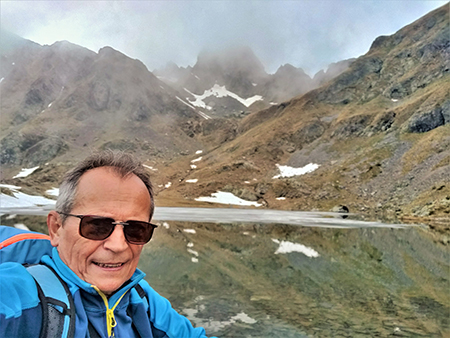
[195,150,203,154]
[232,312,257,324]
[176,96,196,110]
[186,179,198,183]
[272,239,319,257]
[46,188,59,197]
[0,184,21,190]
[176,95,211,120]
[165,182,172,189]
[187,242,194,247]
[0,191,56,208]
[162,222,170,229]
[182,308,257,332]
[195,191,262,207]
[13,166,40,179]
[186,84,263,108]
[143,165,158,171]
[191,157,202,163]
[187,249,199,256]
[273,163,320,179]
[190,164,197,169]
[276,197,286,200]
[184,229,196,234]
[14,224,29,231]
[191,257,199,263]
[0,77,4,83]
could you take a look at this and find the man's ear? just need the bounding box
[47,211,62,247]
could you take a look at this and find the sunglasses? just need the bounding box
[59,213,157,244]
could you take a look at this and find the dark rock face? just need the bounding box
[441,100,450,124]
[291,121,326,147]
[331,115,373,138]
[317,57,383,104]
[22,138,68,166]
[0,132,66,166]
[407,106,445,133]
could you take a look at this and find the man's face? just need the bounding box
[48,167,152,295]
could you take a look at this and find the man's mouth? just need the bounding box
[93,262,124,268]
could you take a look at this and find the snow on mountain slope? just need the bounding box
[184,84,263,110]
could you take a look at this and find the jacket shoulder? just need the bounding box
[0,225,52,264]
[0,262,43,337]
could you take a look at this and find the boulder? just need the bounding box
[331,205,349,213]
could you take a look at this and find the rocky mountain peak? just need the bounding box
[195,45,266,79]
[0,29,39,55]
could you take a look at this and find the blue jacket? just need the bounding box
[0,246,211,338]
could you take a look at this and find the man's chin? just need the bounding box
[94,280,123,295]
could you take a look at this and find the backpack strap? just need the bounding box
[132,283,168,338]
[26,264,75,338]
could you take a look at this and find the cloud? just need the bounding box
[1,1,447,76]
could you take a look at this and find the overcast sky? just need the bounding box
[1,1,447,76]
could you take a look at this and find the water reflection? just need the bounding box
[139,218,449,337]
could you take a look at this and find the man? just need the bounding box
[0,150,212,337]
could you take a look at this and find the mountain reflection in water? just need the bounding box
[144,208,449,337]
[1,206,449,337]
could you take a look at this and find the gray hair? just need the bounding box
[56,150,154,223]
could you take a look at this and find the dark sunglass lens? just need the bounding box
[80,216,115,240]
[124,221,154,244]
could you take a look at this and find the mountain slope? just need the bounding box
[157,4,450,222]
[0,38,206,168]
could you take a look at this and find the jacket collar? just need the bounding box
[41,247,146,304]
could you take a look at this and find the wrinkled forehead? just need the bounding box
[73,167,152,214]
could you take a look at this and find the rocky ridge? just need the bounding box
[154,46,353,117]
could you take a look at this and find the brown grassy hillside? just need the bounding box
[156,4,450,229]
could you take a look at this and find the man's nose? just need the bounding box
[103,224,128,252]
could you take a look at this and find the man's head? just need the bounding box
[47,150,155,295]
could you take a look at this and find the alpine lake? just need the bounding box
[2,207,449,337]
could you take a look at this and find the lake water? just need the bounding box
[1,206,449,337]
